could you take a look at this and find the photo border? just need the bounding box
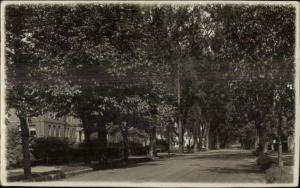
[0,1,299,187]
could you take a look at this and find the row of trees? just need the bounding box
[5,4,295,178]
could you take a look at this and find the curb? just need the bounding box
[9,167,94,182]
[31,168,94,182]
[64,168,94,178]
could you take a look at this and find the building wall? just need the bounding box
[6,108,84,143]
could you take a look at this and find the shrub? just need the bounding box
[256,153,276,171]
[67,146,81,162]
[252,145,263,156]
[108,142,123,148]
[6,127,23,169]
[265,166,293,183]
[77,140,105,161]
[156,139,169,152]
[132,146,148,156]
[31,137,70,164]
[76,140,124,161]
[129,141,148,156]
[107,147,122,158]
[107,142,123,158]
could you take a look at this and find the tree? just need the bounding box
[209,5,295,152]
[5,5,59,177]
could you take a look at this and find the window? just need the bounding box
[70,129,74,138]
[52,126,56,137]
[29,124,36,128]
[30,130,36,137]
[56,126,60,137]
[48,125,52,136]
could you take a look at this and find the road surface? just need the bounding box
[60,149,265,183]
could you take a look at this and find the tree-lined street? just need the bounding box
[62,149,265,182]
[3,2,296,185]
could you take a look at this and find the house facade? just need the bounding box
[7,109,84,143]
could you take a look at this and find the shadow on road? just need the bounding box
[92,158,164,171]
[199,166,261,174]
[187,151,252,161]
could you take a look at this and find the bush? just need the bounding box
[107,147,122,158]
[107,142,123,158]
[132,146,148,156]
[256,153,276,171]
[252,145,263,156]
[129,141,148,156]
[77,140,106,162]
[76,140,124,161]
[6,127,23,169]
[67,146,81,162]
[156,139,169,152]
[31,137,70,164]
[266,166,293,183]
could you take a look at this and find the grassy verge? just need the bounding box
[255,152,294,184]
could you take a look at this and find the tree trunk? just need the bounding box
[205,133,209,150]
[257,123,267,153]
[83,130,90,142]
[220,135,226,149]
[168,123,171,156]
[254,126,260,148]
[83,130,91,164]
[19,115,31,178]
[198,135,203,150]
[177,63,184,153]
[81,115,92,163]
[193,123,198,152]
[187,137,191,153]
[216,131,220,149]
[277,137,283,166]
[277,114,285,167]
[193,135,198,153]
[205,124,210,150]
[122,126,129,162]
[178,121,184,153]
[81,115,90,143]
[149,126,156,158]
[287,136,294,153]
[97,123,107,164]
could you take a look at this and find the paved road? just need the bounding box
[61,149,265,183]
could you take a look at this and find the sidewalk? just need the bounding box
[7,163,94,182]
[7,155,155,182]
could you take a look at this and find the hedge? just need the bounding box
[31,138,149,165]
[31,137,70,164]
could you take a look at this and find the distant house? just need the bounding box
[6,109,84,143]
